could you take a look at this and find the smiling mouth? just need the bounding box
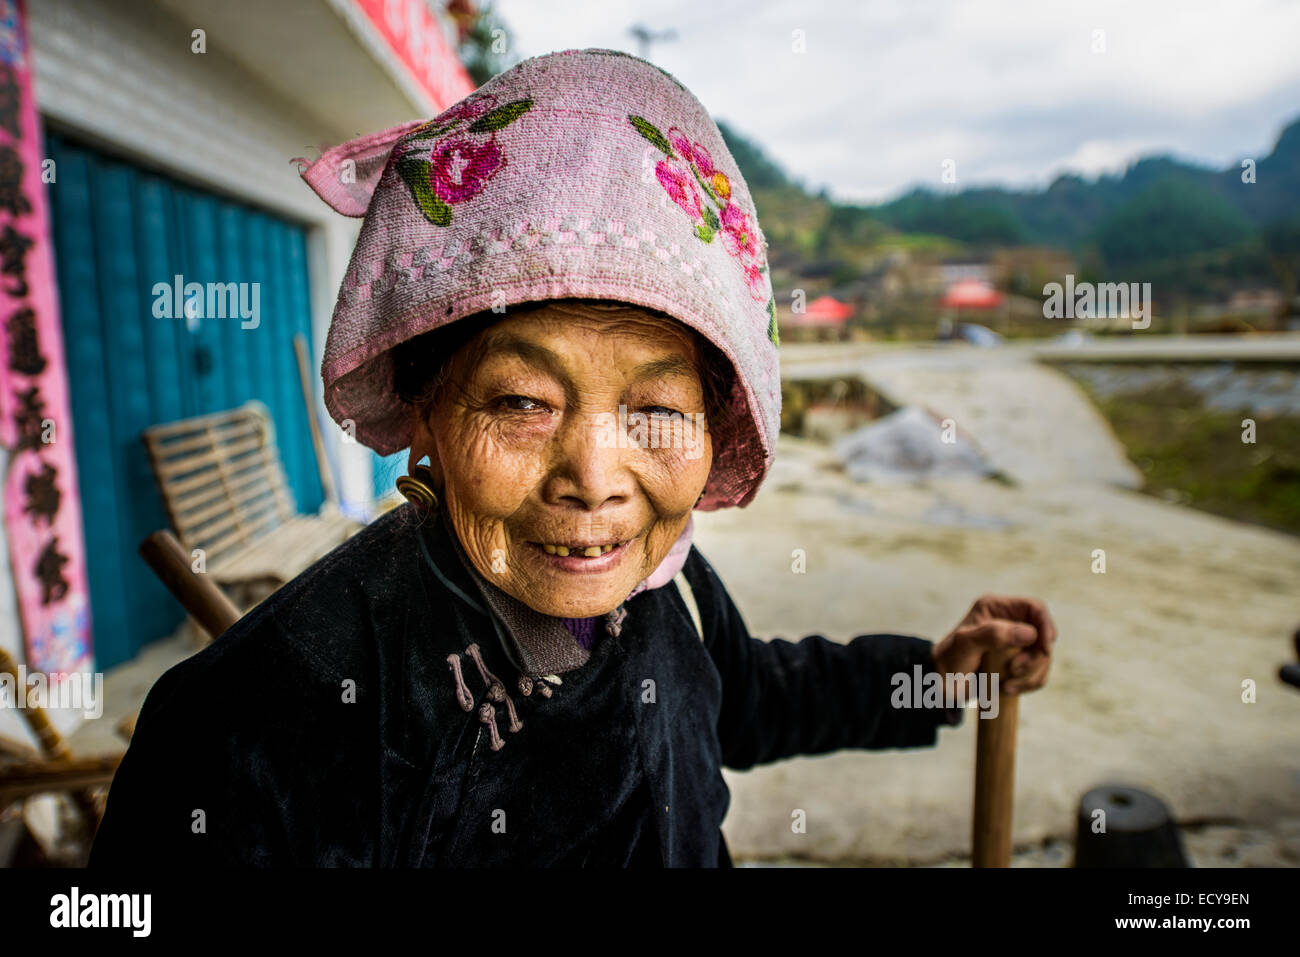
[529,539,627,558]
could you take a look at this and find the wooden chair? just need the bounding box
[141,401,361,607]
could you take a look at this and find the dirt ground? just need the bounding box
[698,432,1300,865]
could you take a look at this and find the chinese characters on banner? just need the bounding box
[0,0,92,676]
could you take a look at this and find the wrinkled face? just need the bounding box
[411,304,714,618]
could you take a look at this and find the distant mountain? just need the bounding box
[717,113,1300,301]
[870,118,1300,275]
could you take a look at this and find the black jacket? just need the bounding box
[89,504,959,867]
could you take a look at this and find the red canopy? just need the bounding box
[787,295,853,325]
[940,280,1004,310]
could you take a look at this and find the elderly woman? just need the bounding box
[90,49,1054,867]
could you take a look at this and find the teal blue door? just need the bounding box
[44,133,323,670]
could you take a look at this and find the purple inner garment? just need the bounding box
[560,616,601,650]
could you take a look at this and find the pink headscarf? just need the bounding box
[298,48,782,514]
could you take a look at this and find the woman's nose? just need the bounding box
[544,411,633,509]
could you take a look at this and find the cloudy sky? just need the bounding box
[489,0,1300,203]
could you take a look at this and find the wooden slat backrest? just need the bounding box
[142,402,297,565]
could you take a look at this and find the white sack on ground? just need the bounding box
[833,405,995,483]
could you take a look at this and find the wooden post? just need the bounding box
[294,333,338,506]
[972,644,1019,867]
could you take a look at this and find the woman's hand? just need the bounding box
[930,595,1057,696]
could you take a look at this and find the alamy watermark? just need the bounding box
[891,665,1001,719]
[594,403,707,459]
[0,666,104,719]
[1042,273,1151,329]
[152,274,260,329]
[50,887,150,937]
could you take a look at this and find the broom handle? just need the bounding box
[972,644,1019,867]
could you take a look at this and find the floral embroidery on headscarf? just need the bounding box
[628,114,779,345]
[394,94,534,227]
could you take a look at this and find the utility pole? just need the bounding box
[628,24,677,61]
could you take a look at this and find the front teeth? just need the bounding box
[541,543,618,556]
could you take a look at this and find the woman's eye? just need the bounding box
[641,406,682,418]
[497,394,545,412]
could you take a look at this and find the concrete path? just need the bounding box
[783,342,1142,486]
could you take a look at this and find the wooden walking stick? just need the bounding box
[972,644,1019,867]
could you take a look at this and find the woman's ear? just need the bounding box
[408,411,445,487]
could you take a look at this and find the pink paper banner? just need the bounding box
[0,0,92,676]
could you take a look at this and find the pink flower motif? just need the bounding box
[629,113,771,305]
[433,93,498,126]
[655,157,702,221]
[429,135,504,203]
[666,127,716,178]
[690,141,715,177]
[667,126,693,161]
[719,203,761,263]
